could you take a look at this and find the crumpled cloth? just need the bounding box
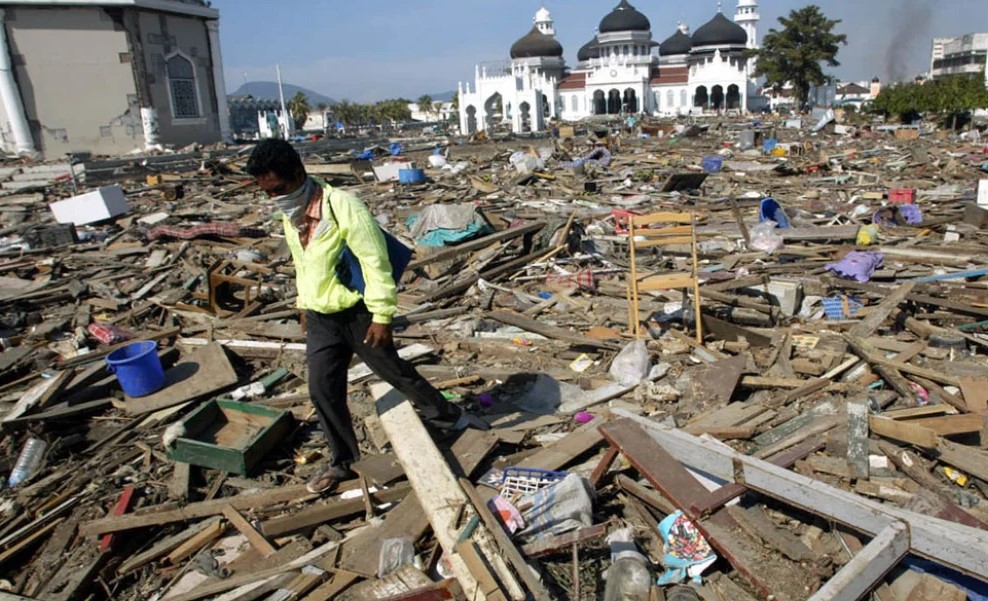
[147,223,267,241]
[560,147,612,168]
[873,204,922,226]
[825,251,885,283]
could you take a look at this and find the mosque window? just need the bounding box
[166,53,200,119]
[572,95,579,112]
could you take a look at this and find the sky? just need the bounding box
[210,0,988,103]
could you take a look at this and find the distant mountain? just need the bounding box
[231,82,337,107]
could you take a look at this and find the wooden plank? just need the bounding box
[223,505,277,557]
[612,409,988,582]
[119,342,238,415]
[808,522,909,601]
[487,311,619,350]
[520,524,608,559]
[449,429,499,478]
[847,397,870,480]
[117,517,223,575]
[689,437,825,518]
[848,283,916,338]
[169,462,191,500]
[299,572,359,601]
[937,439,988,483]
[338,493,430,577]
[372,383,522,601]
[80,485,314,537]
[260,483,411,538]
[455,540,510,601]
[869,416,938,449]
[165,519,226,565]
[728,505,815,562]
[909,414,984,436]
[516,426,603,471]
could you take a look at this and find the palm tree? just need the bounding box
[287,91,311,130]
[417,95,435,121]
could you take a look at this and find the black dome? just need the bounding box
[691,12,747,47]
[510,26,564,59]
[659,30,693,56]
[577,36,600,61]
[599,0,650,33]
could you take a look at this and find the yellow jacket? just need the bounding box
[282,179,396,324]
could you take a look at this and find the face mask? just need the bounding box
[272,176,316,219]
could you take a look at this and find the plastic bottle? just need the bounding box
[666,585,701,601]
[7,437,47,487]
[603,528,651,601]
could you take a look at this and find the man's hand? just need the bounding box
[364,322,392,349]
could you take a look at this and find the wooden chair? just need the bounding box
[626,211,703,342]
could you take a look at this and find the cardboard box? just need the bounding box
[895,128,920,141]
[49,185,129,226]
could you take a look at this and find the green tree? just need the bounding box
[871,75,988,126]
[749,5,847,107]
[287,91,311,130]
[417,94,435,120]
[333,100,359,126]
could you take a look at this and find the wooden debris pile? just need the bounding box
[0,116,987,600]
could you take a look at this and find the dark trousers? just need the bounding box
[306,303,460,469]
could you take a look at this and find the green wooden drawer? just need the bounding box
[167,400,293,475]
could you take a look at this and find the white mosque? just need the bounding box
[457,0,761,135]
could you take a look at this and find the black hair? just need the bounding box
[245,139,304,181]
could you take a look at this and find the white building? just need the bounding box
[458,1,759,135]
[931,33,988,86]
[409,101,456,123]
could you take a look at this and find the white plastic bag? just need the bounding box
[609,339,651,386]
[749,221,784,253]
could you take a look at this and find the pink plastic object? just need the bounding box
[574,412,595,424]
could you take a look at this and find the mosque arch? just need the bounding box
[465,106,477,134]
[607,89,621,114]
[623,88,638,113]
[484,93,503,128]
[519,101,531,132]
[711,85,725,110]
[593,90,606,115]
[680,89,688,107]
[666,89,675,108]
[726,84,741,110]
[542,94,551,119]
[694,85,708,108]
[571,95,579,112]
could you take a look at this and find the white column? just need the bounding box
[206,19,231,142]
[0,9,35,156]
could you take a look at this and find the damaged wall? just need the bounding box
[0,5,222,158]
[4,6,141,157]
[134,9,221,148]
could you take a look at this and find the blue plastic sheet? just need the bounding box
[389,142,403,156]
[759,198,791,228]
[825,251,884,283]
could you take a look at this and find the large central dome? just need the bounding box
[598,0,651,34]
[510,26,564,59]
[692,12,748,47]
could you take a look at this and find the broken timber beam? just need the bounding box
[806,521,909,601]
[372,383,526,601]
[611,410,988,582]
[407,222,546,270]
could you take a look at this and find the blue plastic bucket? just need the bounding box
[759,197,791,228]
[106,341,165,397]
[398,168,426,184]
[701,156,724,173]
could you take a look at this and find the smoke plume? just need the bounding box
[885,0,934,82]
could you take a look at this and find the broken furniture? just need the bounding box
[626,211,703,342]
[167,400,292,475]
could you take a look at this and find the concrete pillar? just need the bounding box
[0,9,35,157]
[206,19,231,142]
[141,107,161,149]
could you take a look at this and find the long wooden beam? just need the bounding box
[806,522,909,601]
[610,410,988,581]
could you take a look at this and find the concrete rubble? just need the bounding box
[1,114,988,601]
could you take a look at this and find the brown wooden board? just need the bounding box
[118,342,239,415]
[337,493,430,578]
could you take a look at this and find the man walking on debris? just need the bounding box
[247,139,487,494]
